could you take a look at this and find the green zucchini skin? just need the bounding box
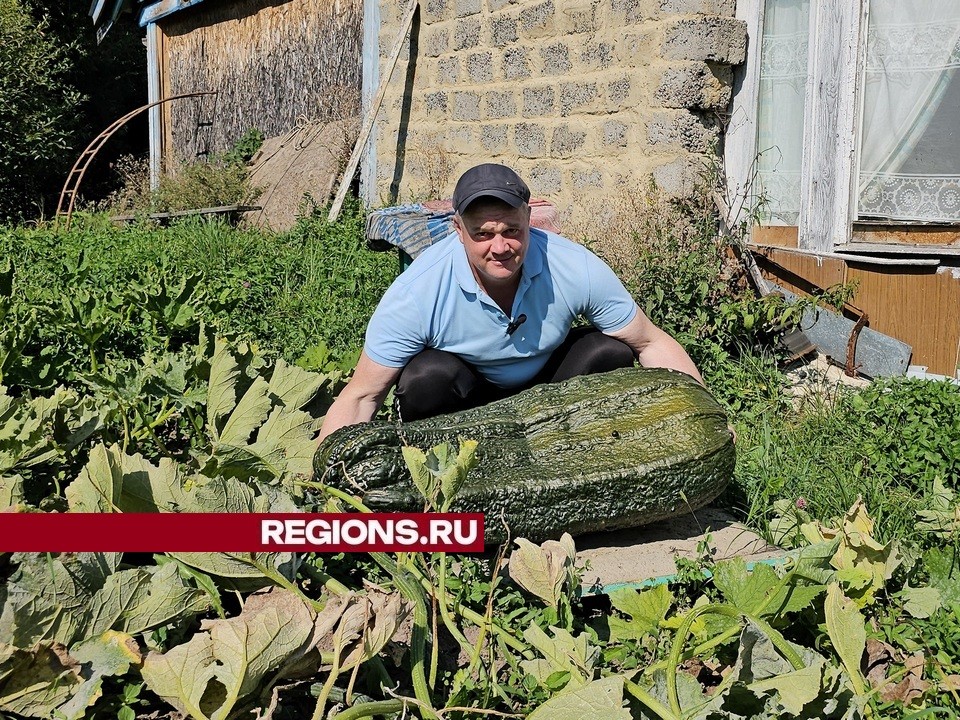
[314,367,735,544]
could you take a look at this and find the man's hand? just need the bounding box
[317,352,401,443]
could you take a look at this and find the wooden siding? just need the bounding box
[846,264,960,378]
[851,225,960,247]
[159,0,362,161]
[755,248,960,377]
[753,226,799,249]
[752,246,846,298]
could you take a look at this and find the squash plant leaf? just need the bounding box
[607,583,672,642]
[215,406,320,482]
[142,589,317,720]
[65,442,125,512]
[748,655,829,716]
[0,473,24,508]
[0,552,119,648]
[714,558,825,618]
[206,338,241,442]
[824,583,867,696]
[57,630,143,720]
[438,439,478,510]
[898,585,942,619]
[527,675,630,720]
[924,546,960,606]
[217,376,272,447]
[401,445,434,504]
[509,535,575,609]
[401,440,478,511]
[802,499,899,607]
[85,562,210,637]
[520,624,597,689]
[0,641,83,717]
[267,358,326,411]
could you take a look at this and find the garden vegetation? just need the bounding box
[0,169,958,719]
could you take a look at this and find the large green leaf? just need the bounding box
[527,675,630,720]
[521,624,598,689]
[0,641,82,717]
[0,473,24,507]
[206,339,241,442]
[802,500,899,606]
[925,546,960,607]
[0,386,101,478]
[824,583,867,696]
[85,563,210,637]
[57,631,142,720]
[65,442,125,512]
[607,583,672,642]
[213,407,320,481]
[0,552,119,647]
[142,589,318,720]
[217,376,272,447]
[267,358,326,411]
[509,534,576,609]
[713,558,824,617]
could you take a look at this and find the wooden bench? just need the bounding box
[110,205,261,226]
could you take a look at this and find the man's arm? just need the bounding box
[606,307,705,386]
[317,351,402,442]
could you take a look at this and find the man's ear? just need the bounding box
[452,214,466,242]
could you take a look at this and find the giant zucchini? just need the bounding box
[314,367,734,544]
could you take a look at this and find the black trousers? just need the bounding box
[394,327,635,421]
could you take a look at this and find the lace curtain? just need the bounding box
[858,1,960,222]
[756,0,809,226]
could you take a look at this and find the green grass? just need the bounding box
[0,197,396,378]
[732,374,960,548]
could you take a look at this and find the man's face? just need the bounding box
[453,199,531,289]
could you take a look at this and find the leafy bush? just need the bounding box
[0,0,81,222]
[849,377,960,490]
[0,197,395,391]
[104,129,266,215]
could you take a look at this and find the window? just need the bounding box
[726,0,960,251]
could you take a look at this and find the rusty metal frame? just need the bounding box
[56,91,215,228]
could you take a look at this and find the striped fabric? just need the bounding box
[365,200,562,259]
[365,204,454,259]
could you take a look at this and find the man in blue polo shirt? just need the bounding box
[318,163,703,440]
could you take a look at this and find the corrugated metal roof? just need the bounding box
[89,0,211,41]
[89,0,128,42]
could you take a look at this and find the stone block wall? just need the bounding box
[371,0,746,212]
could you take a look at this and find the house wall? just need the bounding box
[372,0,746,211]
[754,246,960,378]
[157,0,362,163]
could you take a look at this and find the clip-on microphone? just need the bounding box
[506,313,527,336]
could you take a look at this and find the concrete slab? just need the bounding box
[575,507,784,595]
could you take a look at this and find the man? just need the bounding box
[318,163,703,441]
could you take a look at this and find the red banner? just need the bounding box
[0,513,485,553]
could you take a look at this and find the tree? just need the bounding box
[0,0,147,224]
[0,0,82,222]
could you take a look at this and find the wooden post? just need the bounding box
[328,0,420,222]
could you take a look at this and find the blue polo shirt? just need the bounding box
[364,228,638,388]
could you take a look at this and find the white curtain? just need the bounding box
[858,1,960,222]
[756,0,810,226]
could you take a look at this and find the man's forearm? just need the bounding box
[636,330,704,386]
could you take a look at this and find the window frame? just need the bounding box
[725,0,960,255]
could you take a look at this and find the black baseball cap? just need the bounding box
[452,163,531,215]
